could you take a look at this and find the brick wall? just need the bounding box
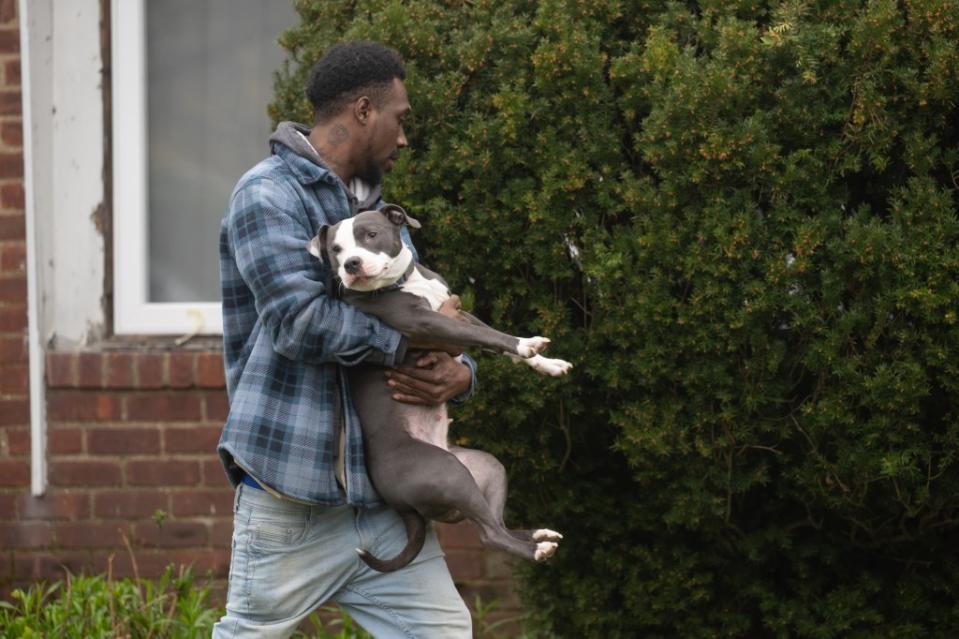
[0,2,521,627]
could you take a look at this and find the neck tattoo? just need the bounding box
[327,124,350,147]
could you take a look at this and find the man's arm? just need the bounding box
[227,177,405,366]
[384,295,478,405]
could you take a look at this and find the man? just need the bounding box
[213,41,476,638]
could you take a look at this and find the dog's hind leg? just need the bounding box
[449,446,508,523]
[450,446,563,546]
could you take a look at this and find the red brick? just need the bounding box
[49,460,122,487]
[88,427,160,455]
[10,554,34,580]
[0,152,22,178]
[18,493,90,520]
[105,351,134,388]
[0,243,24,270]
[0,307,26,331]
[46,352,76,387]
[135,352,166,389]
[170,489,233,517]
[34,553,94,581]
[0,364,26,393]
[0,181,26,209]
[202,459,229,487]
[0,274,24,299]
[196,352,225,388]
[0,492,14,517]
[211,520,233,546]
[165,425,220,454]
[436,521,482,549]
[0,212,23,240]
[126,460,200,486]
[0,29,18,53]
[0,121,20,148]
[94,490,168,519]
[483,550,516,579]
[96,551,171,580]
[126,394,202,422]
[0,0,16,25]
[204,391,229,422]
[445,549,483,579]
[134,521,208,548]
[0,90,19,116]
[47,391,120,421]
[6,425,27,453]
[48,427,83,454]
[57,522,127,548]
[168,352,195,388]
[77,352,103,388]
[0,398,28,425]
[170,548,231,578]
[0,336,25,362]
[0,522,52,548]
[3,60,18,87]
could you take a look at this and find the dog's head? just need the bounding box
[308,204,421,292]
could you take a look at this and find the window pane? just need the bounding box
[147,0,296,302]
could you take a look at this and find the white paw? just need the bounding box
[534,541,558,561]
[516,336,550,358]
[532,528,564,542]
[526,355,572,377]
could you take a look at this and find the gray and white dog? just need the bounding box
[308,204,570,572]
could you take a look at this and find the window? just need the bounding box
[112,0,296,335]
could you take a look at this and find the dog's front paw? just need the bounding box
[526,355,572,377]
[516,336,550,358]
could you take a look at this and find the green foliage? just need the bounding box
[0,565,219,639]
[0,572,520,639]
[272,1,959,636]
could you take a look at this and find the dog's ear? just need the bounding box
[308,225,329,263]
[379,203,421,229]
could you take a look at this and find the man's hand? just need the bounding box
[386,350,472,405]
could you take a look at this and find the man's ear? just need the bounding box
[354,96,372,124]
[380,203,421,229]
[308,225,329,262]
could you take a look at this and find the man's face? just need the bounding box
[358,78,411,185]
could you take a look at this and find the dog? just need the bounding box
[308,203,570,572]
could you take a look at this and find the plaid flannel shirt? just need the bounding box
[217,127,475,506]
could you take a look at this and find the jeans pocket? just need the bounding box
[248,511,309,552]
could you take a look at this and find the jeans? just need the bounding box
[212,484,472,638]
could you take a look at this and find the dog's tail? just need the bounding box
[356,510,427,573]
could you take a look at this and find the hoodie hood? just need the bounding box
[269,121,382,213]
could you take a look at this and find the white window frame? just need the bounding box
[111,0,222,335]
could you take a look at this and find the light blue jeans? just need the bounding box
[212,484,472,638]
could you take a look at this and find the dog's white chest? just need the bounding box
[400,269,449,310]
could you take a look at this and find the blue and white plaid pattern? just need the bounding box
[218,140,413,506]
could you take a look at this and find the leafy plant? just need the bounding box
[0,563,218,639]
[271,1,959,637]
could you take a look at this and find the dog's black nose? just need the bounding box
[344,257,362,275]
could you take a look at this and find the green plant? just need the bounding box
[0,563,219,639]
[271,1,959,637]
[292,607,372,639]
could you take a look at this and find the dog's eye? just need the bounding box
[366,231,377,240]
[332,245,342,254]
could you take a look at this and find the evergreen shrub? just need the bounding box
[271,1,959,636]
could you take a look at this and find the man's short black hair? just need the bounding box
[306,41,406,123]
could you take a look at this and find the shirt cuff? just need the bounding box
[449,353,478,405]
